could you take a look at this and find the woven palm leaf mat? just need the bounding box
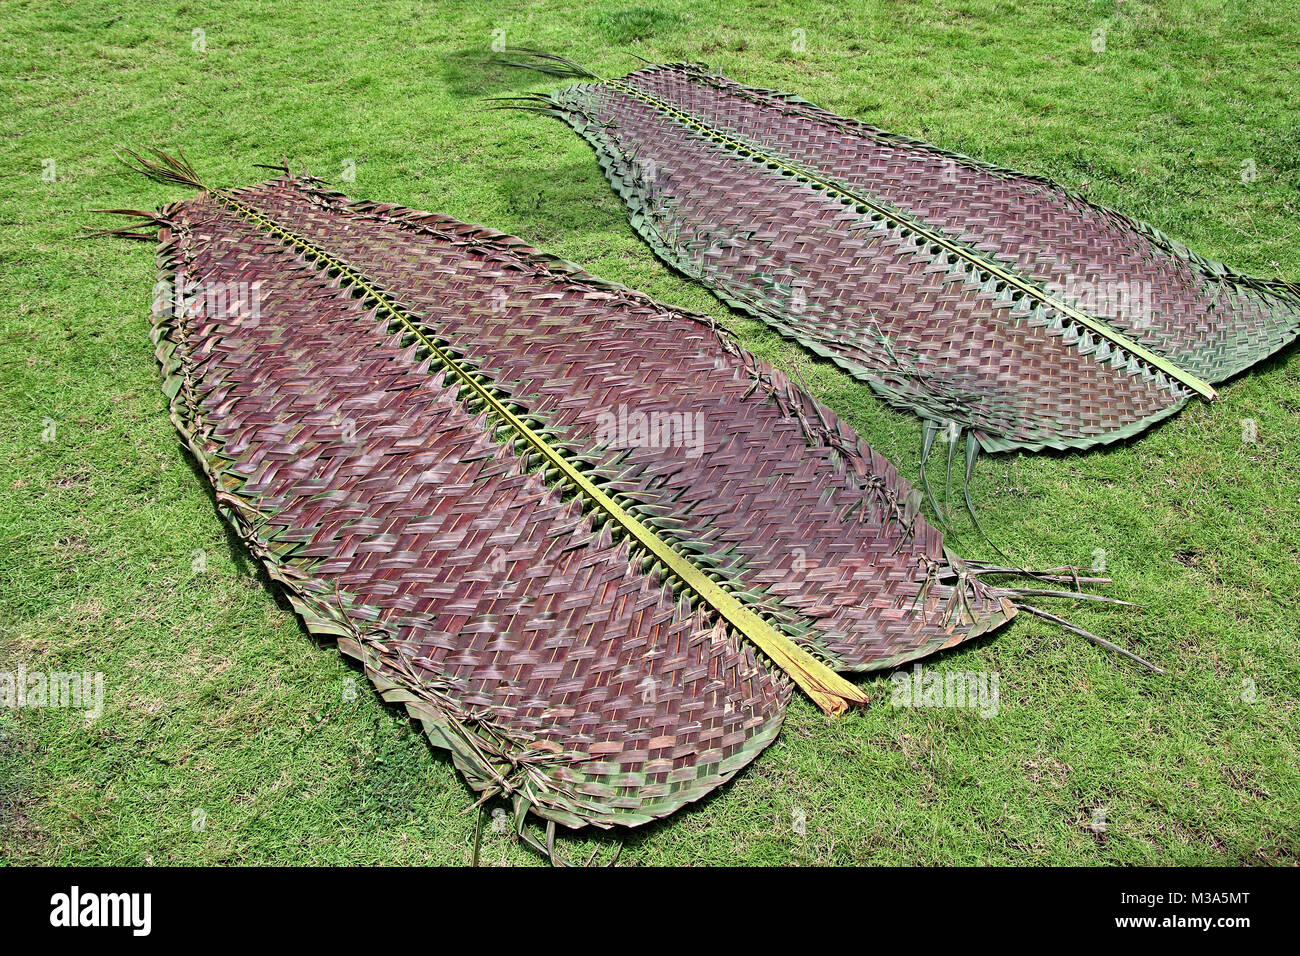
[510,56,1300,460]
[104,153,1132,849]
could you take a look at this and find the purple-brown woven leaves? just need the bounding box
[540,63,1300,454]
[226,178,1014,671]
[156,189,789,829]
[145,175,1013,830]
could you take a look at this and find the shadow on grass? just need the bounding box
[440,47,549,100]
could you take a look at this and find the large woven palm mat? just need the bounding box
[105,154,1131,847]
[512,56,1300,457]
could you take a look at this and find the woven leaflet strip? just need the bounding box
[141,174,1012,829]
[532,62,1300,454]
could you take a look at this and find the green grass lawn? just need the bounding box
[1,0,1297,865]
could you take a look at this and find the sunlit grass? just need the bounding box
[0,0,1296,865]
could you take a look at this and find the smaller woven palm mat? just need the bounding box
[128,169,1018,831]
[521,58,1300,455]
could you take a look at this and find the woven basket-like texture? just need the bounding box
[145,176,1012,829]
[539,63,1300,454]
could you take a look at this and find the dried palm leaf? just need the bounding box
[509,56,1300,470]
[103,153,1135,846]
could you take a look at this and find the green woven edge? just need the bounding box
[147,200,789,831]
